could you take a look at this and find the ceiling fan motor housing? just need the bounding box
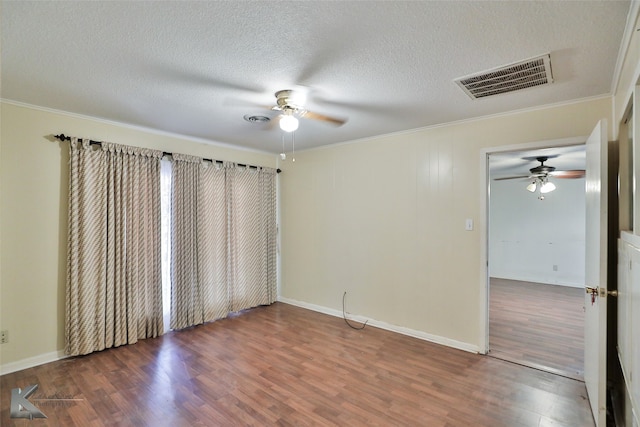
[529,156,556,175]
[274,90,301,111]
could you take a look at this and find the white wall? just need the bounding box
[280,97,612,351]
[0,102,277,371]
[489,176,586,287]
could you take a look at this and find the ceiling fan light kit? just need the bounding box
[526,176,556,199]
[279,114,299,132]
[494,155,585,200]
[540,180,556,194]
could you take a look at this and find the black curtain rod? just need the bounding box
[54,134,281,173]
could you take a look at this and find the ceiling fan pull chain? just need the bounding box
[292,132,296,162]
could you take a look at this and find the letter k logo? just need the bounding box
[10,384,47,419]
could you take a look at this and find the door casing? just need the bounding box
[479,136,587,354]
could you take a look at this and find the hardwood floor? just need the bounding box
[489,278,585,380]
[2,302,593,426]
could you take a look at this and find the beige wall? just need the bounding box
[0,102,277,369]
[280,96,612,350]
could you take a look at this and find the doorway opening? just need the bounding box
[486,142,586,380]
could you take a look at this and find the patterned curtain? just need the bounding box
[170,160,277,330]
[170,154,204,329]
[66,139,163,356]
[228,165,277,311]
[198,161,230,321]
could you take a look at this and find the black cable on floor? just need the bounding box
[342,291,368,330]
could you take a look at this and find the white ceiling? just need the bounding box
[1,1,633,154]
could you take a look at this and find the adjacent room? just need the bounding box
[1,1,639,426]
[488,146,586,379]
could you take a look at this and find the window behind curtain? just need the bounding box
[160,159,172,333]
[161,160,277,331]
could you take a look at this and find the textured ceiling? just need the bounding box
[1,1,632,154]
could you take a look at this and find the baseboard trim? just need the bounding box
[489,275,583,289]
[1,350,68,376]
[277,297,479,354]
[2,300,480,375]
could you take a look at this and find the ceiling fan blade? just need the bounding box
[549,170,586,179]
[493,175,531,181]
[300,110,346,126]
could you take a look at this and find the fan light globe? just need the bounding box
[279,115,299,133]
[526,182,537,192]
[540,181,556,193]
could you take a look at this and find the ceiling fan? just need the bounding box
[494,156,585,199]
[266,89,347,132]
[244,89,347,161]
[494,156,586,181]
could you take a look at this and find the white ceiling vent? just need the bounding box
[454,54,553,100]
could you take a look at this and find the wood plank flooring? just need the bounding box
[1,302,593,426]
[489,278,585,380]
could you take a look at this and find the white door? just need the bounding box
[584,119,608,426]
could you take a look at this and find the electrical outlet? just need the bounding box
[553,265,558,271]
[0,330,7,344]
